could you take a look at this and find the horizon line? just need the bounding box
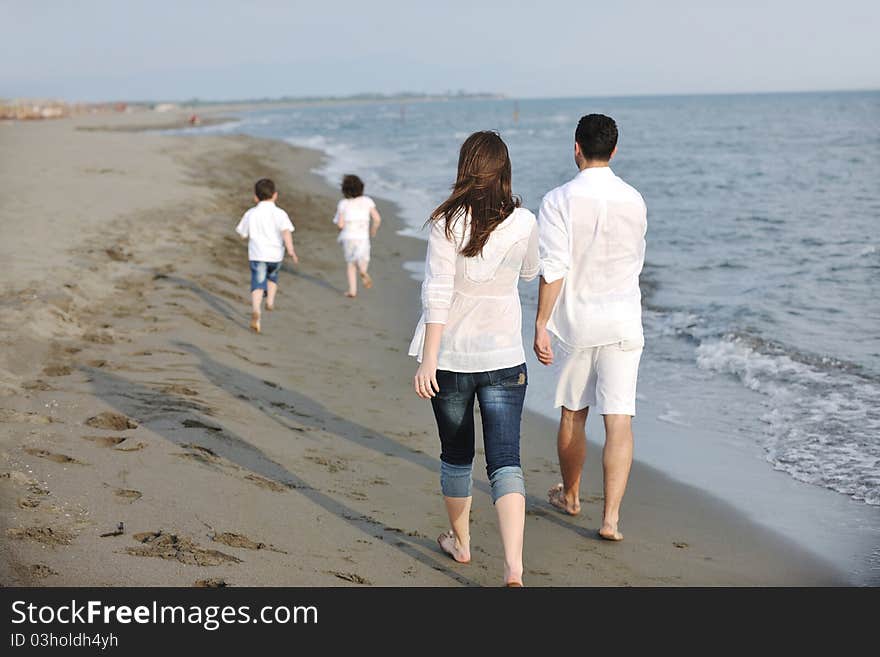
[4,85,878,106]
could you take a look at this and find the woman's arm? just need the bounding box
[414,218,456,398]
[520,221,540,280]
[414,323,444,399]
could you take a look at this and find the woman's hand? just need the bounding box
[414,359,440,399]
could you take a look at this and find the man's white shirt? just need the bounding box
[538,166,647,349]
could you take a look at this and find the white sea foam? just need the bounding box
[696,335,880,505]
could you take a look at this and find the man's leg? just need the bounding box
[599,414,633,541]
[551,406,588,515]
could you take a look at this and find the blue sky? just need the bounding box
[2,0,878,101]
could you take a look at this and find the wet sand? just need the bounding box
[0,110,845,586]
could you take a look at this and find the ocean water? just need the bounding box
[187,91,880,581]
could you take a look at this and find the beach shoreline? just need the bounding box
[0,110,849,585]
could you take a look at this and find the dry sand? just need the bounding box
[0,110,845,586]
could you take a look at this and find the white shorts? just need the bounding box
[553,338,643,415]
[340,238,370,264]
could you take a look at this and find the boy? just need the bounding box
[235,178,299,333]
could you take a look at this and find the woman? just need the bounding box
[409,131,539,586]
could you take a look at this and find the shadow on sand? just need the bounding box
[84,366,482,585]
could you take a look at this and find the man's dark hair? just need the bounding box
[254,178,276,201]
[341,174,364,199]
[575,114,618,161]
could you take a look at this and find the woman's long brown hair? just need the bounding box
[429,131,520,257]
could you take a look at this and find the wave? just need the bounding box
[693,332,880,505]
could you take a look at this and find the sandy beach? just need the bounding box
[0,110,846,586]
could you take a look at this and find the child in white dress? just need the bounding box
[334,175,382,297]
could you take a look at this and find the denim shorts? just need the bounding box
[430,363,527,502]
[249,260,282,291]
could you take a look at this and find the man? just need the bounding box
[534,114,647,541]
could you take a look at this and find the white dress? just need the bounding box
[334,196,375,263]
[408,207,540,373]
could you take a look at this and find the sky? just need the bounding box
[2,0,878,101]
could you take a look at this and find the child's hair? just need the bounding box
[341,174,364,199]
[254,178,276,201]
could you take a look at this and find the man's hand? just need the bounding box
[534,324,554,365]
[289,250,299,265]
[414,358,440,399]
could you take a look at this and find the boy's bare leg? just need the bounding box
[344,263,358,297]
[599,414,633,541]
[357,260,373,289]
[250,289,263,333]
[549,407,587,515]
[266,281,278,310]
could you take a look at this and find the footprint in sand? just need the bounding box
[18,497,42,509]
[159,384,199,396]
[0,409,53,424]
[22,380,53,391]
[23,448,86,465]
[673,541,689,549]
[7,526,74,546]
[175,444,222,465]
[242,473,291,492]
[193,578,228,588]
[82,435,126,448]
[180,419,222,432]
[81,435,146,451]
[209,531,288,554]
[125,531,241,566]
[85,412,138,430]
[43,364,72,377]
[114,489,142,503]
[28,564,59,579]
[326,571,371,585]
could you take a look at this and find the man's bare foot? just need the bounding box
[548,483,580,515]
[265,303,275,311]
[359,271,373,289]
[437,531,470,564]
[250,312,261,334]
[598,521,624,542]
[344,291,357,298]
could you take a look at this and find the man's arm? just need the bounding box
[534,277,563,365]
[282,229,299,265]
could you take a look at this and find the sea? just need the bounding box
[184,91,880,583]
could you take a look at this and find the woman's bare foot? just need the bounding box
[548,483,580,515]
[344,291,357,298]
[504,564,523,587]
[265,303,275,311]
[250,312,261,334]
[598,521,624,542]
[437,531,470,564]
[359,271,373,289]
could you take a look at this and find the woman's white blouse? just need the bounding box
[408,207,539,372]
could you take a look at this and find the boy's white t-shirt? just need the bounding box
[235,201,294,262]
[334,196,375,242]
